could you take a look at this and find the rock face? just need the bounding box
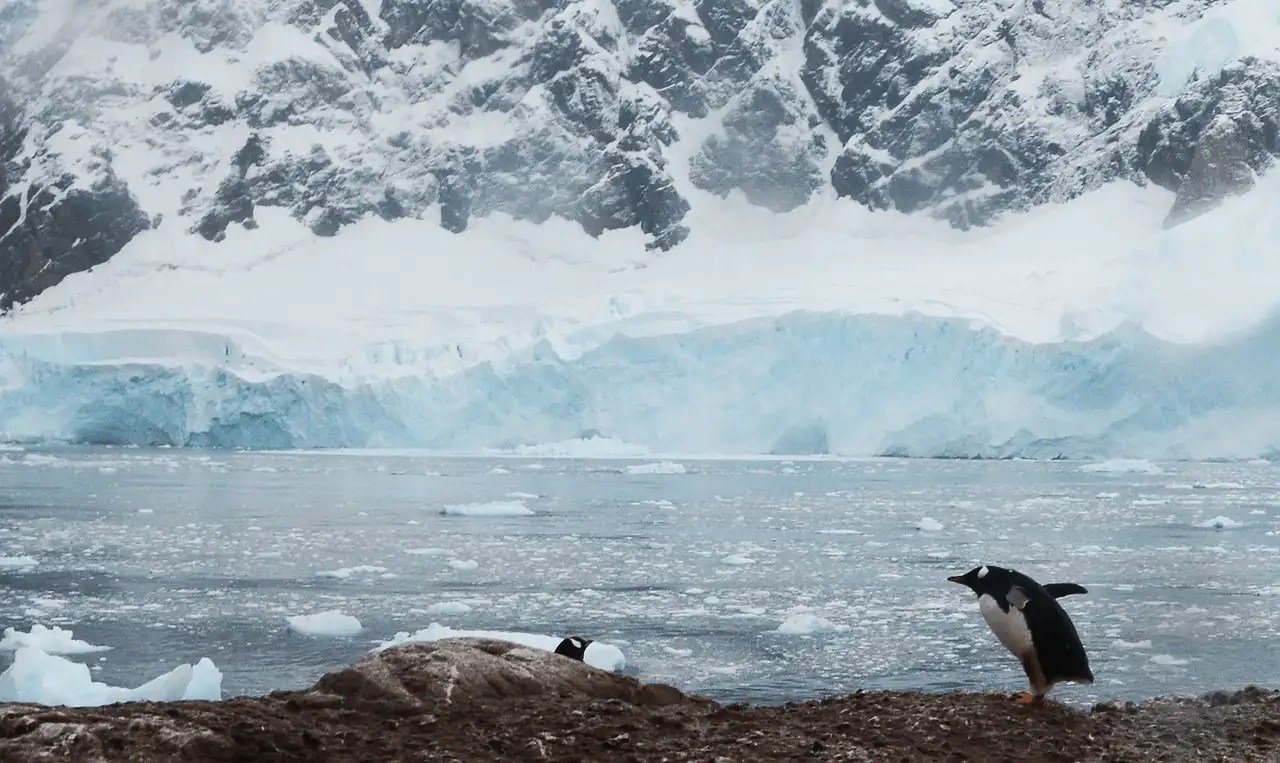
[2,638,1280,762]
[313,637,696,708]
[2,0,1280,310]
[1136,58,1280,228]
[0,174,152,313]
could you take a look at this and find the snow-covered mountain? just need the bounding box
[0,0,1278,458]
[2,0,1278,311]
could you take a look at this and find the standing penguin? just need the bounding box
[948,564,1094,703]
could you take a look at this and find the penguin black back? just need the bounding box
[949,565,1093,691]
[554,636,592,661]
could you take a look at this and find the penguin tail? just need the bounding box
[1069,667,1095,685]
[1051,666,1095,686]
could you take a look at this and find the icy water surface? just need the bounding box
[2,447,1279,707]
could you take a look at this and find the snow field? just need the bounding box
[3,170,1280,459]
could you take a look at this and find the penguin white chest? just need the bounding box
[978,593,1034,657]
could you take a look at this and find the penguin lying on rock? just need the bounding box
[948,564,1094,704]
[553,636,593,662]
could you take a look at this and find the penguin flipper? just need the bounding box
[1043,583,1089,599]
[1006,585,1032,610]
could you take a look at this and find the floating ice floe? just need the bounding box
[776,613,849,635]
[425,601,474,616]
[1194,516,1242,530]
[625,461,686,475]
[440,500,534,517]
[316,564,389,578]
[1081,458,1165,474]
[0,625,111,655]
[1111,638,1153,650]
[286,610,363,637]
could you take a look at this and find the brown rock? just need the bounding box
[2,639,1280,761]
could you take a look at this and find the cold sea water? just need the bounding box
[1,446,1278,707]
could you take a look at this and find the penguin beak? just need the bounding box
[946,575,967,585]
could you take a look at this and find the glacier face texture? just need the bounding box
[3,311,1279,460]
[4,0,1280,307]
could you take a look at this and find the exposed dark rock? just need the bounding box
[0,78,23,202]
[622,0,718,117]
[232,133,267,178]
[195,177,255,242]
[1162,115,1258,228]
[437,171,472,234]
[1135,58,1280,227]
[166,80,211,109]
[802,6,941,145]
[193,134,270,241]
[236,59,353,128]
[1084,74,1136,129]
[301,0,389,74]
[162,80,236,127]
[690,80,827,212]
[5,0,1280,310]
[156,0,256,54]
[375,187,407,221]
[874,0,954,29]
[381,0,528,60]
[578,147,690,248]
[1,639,1280,762]
[250,145,373,234]
[0,172,151,312]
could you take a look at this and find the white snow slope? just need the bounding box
[1,164,1278,461]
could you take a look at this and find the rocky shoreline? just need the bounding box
[2,638,1279,762]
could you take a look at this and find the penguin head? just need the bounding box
[553,636,593,661]
[947,564,1011,596]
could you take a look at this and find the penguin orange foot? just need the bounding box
[1015,693,1039,704]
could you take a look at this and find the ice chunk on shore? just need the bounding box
[0,647,222,706]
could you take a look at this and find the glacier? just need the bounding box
[2,156,1279,460]
[1,308,1278,460]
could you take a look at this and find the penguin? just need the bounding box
[948,564,1094,703]
[553,636,593,662]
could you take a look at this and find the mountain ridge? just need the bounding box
[0,0,1277,312]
